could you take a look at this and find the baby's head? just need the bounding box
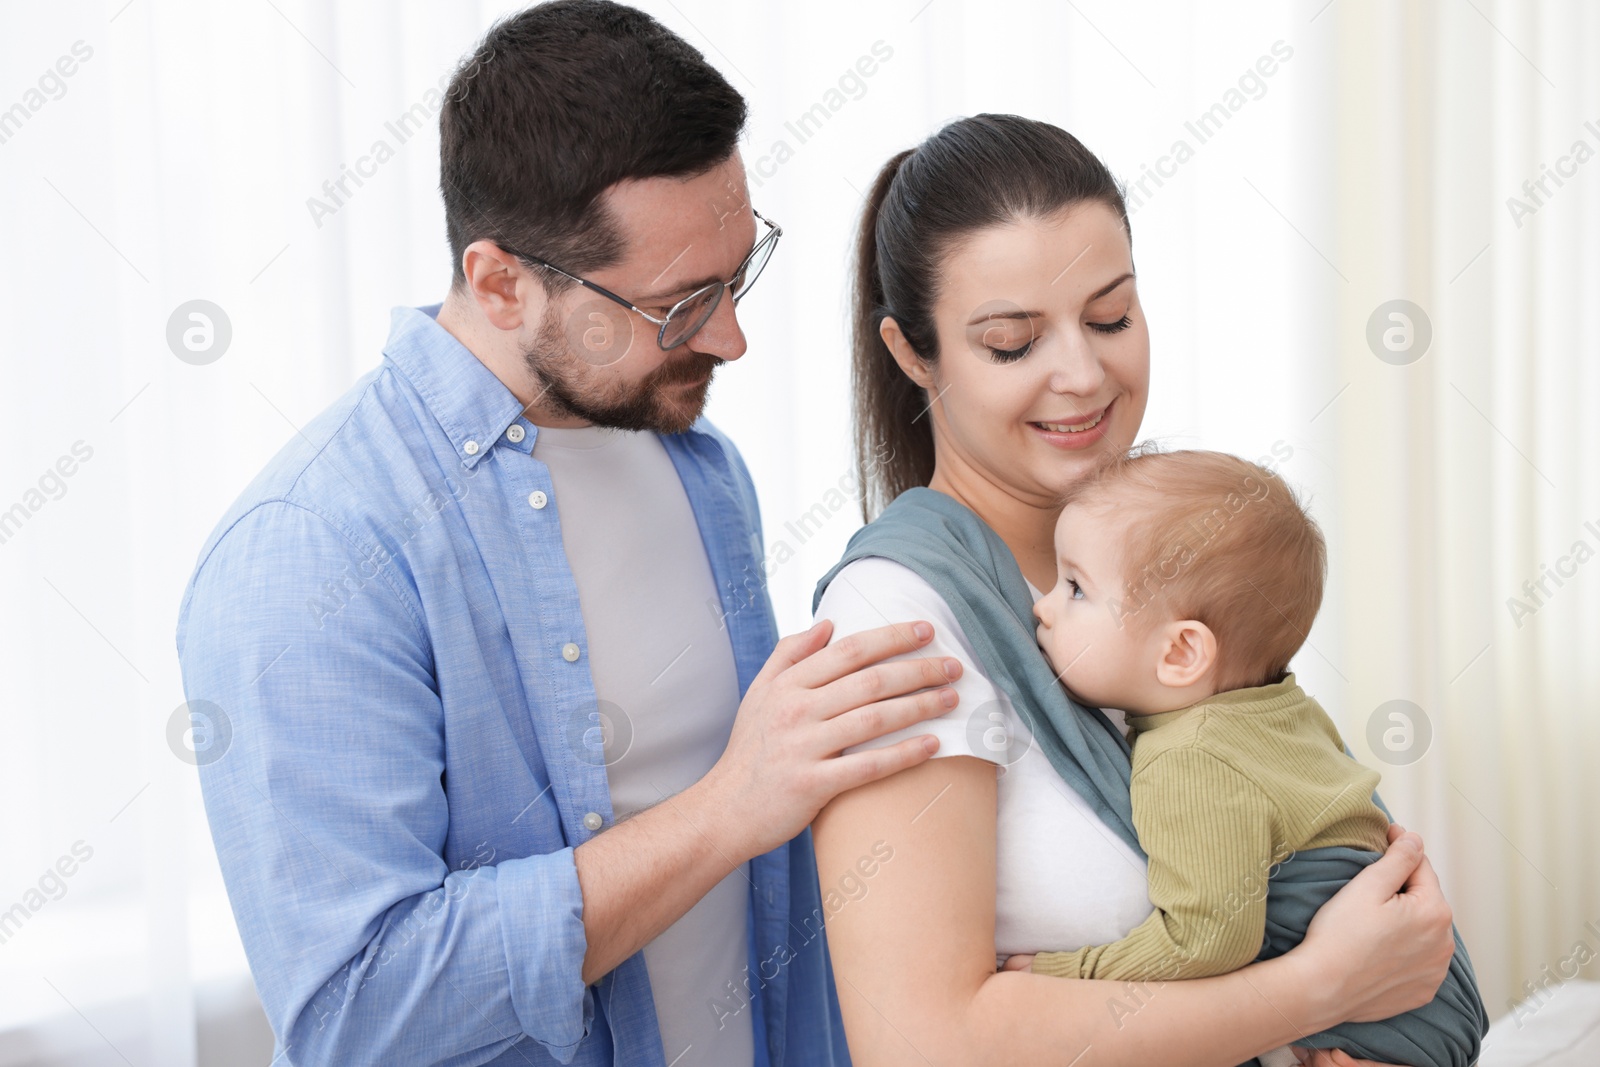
[1031,447,1326,715]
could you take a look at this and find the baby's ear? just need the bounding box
[1153,619,1217,689]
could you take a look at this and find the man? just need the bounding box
[174,3,958,1064]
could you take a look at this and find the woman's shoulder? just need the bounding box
[814,556,1023,764]
[815,555,961,628]
[816,555,1045,635]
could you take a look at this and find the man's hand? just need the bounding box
[699,618,962,859]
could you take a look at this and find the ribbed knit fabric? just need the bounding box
[1031,674,1388,980]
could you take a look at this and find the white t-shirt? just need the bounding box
[533,422,752,1067]
[813,556,1153,959]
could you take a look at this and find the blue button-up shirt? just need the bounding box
[175,304,852,1067]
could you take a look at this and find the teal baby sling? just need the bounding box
[812,487,1488,1067]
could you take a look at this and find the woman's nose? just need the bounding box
[1047,329,1108,398]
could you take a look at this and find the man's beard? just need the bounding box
[520,303,723,434]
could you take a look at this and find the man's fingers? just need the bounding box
[812,654,962,722]
[751,619,833,691]
[787,620,936,690]
[825,687,959,752]
[825,733,941,793]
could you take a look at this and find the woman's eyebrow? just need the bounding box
[965,273,1136,325]
[1088,272,1135,301]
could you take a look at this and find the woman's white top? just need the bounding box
[813,556,1154,959]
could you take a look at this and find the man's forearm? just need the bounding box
[573,772,751,986]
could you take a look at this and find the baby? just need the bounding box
[1011,447,1487,1067]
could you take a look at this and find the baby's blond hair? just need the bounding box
[1058,446,1327,692]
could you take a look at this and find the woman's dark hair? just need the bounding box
[439,0,747,291]
[852,113,1132,520]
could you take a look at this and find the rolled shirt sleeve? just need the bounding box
[178,500,594,1065]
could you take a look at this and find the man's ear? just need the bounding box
[1153,619,1217,689]
[879,316,935,390]
[460,239,537,331]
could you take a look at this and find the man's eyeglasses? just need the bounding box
[497,210,782,351]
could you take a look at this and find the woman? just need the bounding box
[809,114,1457,1067]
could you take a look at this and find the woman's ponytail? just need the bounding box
[852,147,932,522]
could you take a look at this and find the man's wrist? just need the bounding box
[675,766,763,869]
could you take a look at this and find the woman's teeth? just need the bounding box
[1033,410,1105,433]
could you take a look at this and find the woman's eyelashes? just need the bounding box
[984,314,1135,360]
[1088,313,1133,335]
[987,340,1033,362]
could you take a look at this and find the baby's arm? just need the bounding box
[1032,747,1281,981]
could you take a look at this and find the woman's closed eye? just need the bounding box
[987,340,1033,362]
[986,314,1135,361]
[1089,313,1133,335]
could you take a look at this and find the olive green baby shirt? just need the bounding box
[1031,674,1389,980]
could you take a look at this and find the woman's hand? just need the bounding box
[1292,1047,1413,1067]
[1292,823,1455,1028]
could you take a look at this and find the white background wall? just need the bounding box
[0,0,1595,1063]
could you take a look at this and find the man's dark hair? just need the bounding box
[439,0,748,292]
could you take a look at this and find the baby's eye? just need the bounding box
[1068,579,1084,600]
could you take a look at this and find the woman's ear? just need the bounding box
[879,316,935,390]
[1153,619,1217,690]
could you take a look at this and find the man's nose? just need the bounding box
[685,290,747,361]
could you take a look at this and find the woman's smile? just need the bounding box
[1027,399,1115,451]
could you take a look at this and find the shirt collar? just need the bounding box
[1125,672,1303,735]
[382,303,712,468]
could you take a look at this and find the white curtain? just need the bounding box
[0,1,1592,1063]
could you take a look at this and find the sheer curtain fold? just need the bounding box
[1323,0,1600,1017]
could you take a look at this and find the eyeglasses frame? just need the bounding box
[495,209,782,351]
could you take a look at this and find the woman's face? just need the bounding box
[891,201,1150,506]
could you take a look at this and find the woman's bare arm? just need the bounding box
[812,755,1454,1067]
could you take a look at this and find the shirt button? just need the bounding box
[582,811,603,831]
[528,490,548,509]
[562,642,581,662]
[506,425,525,444]
[463,440,479,456]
